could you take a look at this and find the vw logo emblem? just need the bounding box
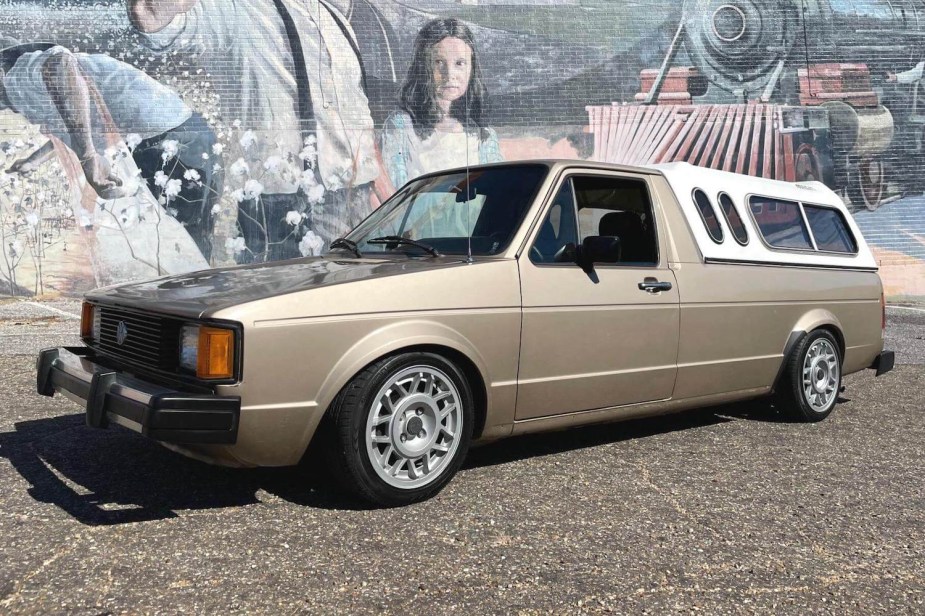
[115,321,129,345]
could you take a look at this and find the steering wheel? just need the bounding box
[530,244,545,263]
[553,243,573,263]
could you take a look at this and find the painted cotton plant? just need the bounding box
[108,53,233,266]
[152,138,199,217]
[222,127,327,262]
[0,126,77,296]
[106,50,324,266]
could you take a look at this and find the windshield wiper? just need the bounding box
[366,235,441,257]
[329,237,362,258]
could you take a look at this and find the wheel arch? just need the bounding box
[301,320,493,458]
[792,308,846,358]
[771,309,846,393]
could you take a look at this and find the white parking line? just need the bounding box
[887,305,925,314]
[22,301,81,320]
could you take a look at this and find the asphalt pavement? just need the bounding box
[0,299,923,614]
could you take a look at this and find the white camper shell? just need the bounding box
[651,162,877,271]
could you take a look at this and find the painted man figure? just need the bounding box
[128,0,379,261]
[0,43,222,259]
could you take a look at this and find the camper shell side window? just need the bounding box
[692,188,724,244]
[747,195,814,251]
[803,204,859,255]
[746,195,860,257]
[717,192,748,246]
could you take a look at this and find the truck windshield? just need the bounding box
[345,164,549,256]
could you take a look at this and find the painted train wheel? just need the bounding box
[794,144,822,183]
[856,158,885,211]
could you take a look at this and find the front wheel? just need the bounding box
[777,330,842,422]
[323,352,474,506]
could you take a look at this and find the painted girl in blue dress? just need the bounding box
[380,18,503,190]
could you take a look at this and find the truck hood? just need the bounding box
[87,256,474,319]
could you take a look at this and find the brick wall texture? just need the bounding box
[0,0,922,298]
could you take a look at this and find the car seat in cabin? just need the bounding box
[598,211,656,263]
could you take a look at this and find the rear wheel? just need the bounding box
[777,330,842,422]
[323,352,474,506]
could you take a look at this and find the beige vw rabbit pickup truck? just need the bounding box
[37,161,894,506]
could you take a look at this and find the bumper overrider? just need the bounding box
[37,347,240,444]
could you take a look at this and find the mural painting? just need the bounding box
[0,0,922,299]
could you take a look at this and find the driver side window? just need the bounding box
[574,175,658,265]
[530,179,579,264]
[530,175,659,266]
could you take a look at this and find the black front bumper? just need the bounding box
[871,350,895,377]
[37,347,240,444]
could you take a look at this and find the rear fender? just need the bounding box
[771,309,844,393]
[791,309,844,341]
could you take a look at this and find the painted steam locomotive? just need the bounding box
[590,0,925,210]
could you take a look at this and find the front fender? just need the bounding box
[299,319,493,451]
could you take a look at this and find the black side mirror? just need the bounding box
[578,236,621,271]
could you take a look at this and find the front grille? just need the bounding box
[95,306,182,372]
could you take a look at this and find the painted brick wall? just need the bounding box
[0,0,922,298]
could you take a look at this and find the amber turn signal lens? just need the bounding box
[80,302,94,340]
[197,327,235,379]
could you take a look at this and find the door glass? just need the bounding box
[573,176,658,265]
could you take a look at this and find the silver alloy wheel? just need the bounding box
[365,365,463,489]
[802,338,840,412]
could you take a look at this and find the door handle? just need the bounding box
[638,277,672,293]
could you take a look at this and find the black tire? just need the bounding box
[321,352,474,506]
[777,329,843,422]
